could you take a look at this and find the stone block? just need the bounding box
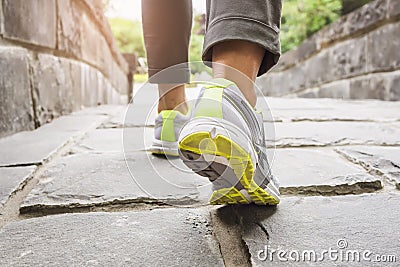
[349,74,387,100]
[81,64,99,107]
[346,0,387,33]
[304,50,331,88]
[32,54,76,125]
[69,61,83,111]
[296,37,318,61]
[387,0,400,18]
[386,71,400,100]
[367,22,400,72]
[0,47,34,138]
[315,15,350,48]
[98,35,113,79]
[287,64,306,93]
[80,14,100,67]
[56,0,82,58]
[0,209,224,266]
[0,166,36,208]
[111,60,129,96]
[318,80,350,99]
[96,73,106,105]
[3,0,56,48]
[331,37,367,80]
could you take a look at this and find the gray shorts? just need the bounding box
[142,0,282,83]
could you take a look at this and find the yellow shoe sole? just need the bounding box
[179,131,279,205]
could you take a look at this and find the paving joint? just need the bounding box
[18,202,172,221]
[0,113,113,229]
[210,206,252,267]
[335,148,400,191]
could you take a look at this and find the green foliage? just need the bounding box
[281,0,342,53]
[108,18,145,57]
[189,34,207,74]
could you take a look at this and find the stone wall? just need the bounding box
[0,0,131,138]
[257,0,400,101]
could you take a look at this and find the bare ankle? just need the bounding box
[158,84,188,114]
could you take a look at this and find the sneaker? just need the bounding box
[150,110,188,157]
[178,78,280,205]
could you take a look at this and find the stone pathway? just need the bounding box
[0,86,399,266]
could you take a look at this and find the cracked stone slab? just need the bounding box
[336,146,400,189]
[271,148,382,195]
[0,109,110,167]
[269,121,400,147]
[0,208,224,266]
[260,97,400,122]
[21,151,210,213]
[0,166,36,209]
[76,127,153,152]
[228,193,400,266]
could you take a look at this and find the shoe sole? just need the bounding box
[149,140,179,157]
[179,130,280,205]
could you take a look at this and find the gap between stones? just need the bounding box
[335,148,399,192]
[0,114,114,228]
[210,206,252,267]
[18,197,202,220]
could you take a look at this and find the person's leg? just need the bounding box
[178,1,283,205]
[203,0,282,107]
[142,0,192,156]
[157,84,187,114]
[212,40,265,107]
[141,0,192,114]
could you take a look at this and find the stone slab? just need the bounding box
[0,110,108,167]
[261,97,400,122]
[336,146,400,189]
[229,193,400,266]
[21,151,210,212]
[271,148,382,195]
[0,209,223,266]
[3,0,56,48]
[0,47,34,138]
[77,127,153,152]
[269,121,400,147]
[56,0,82,58]
[0,166,36,208]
